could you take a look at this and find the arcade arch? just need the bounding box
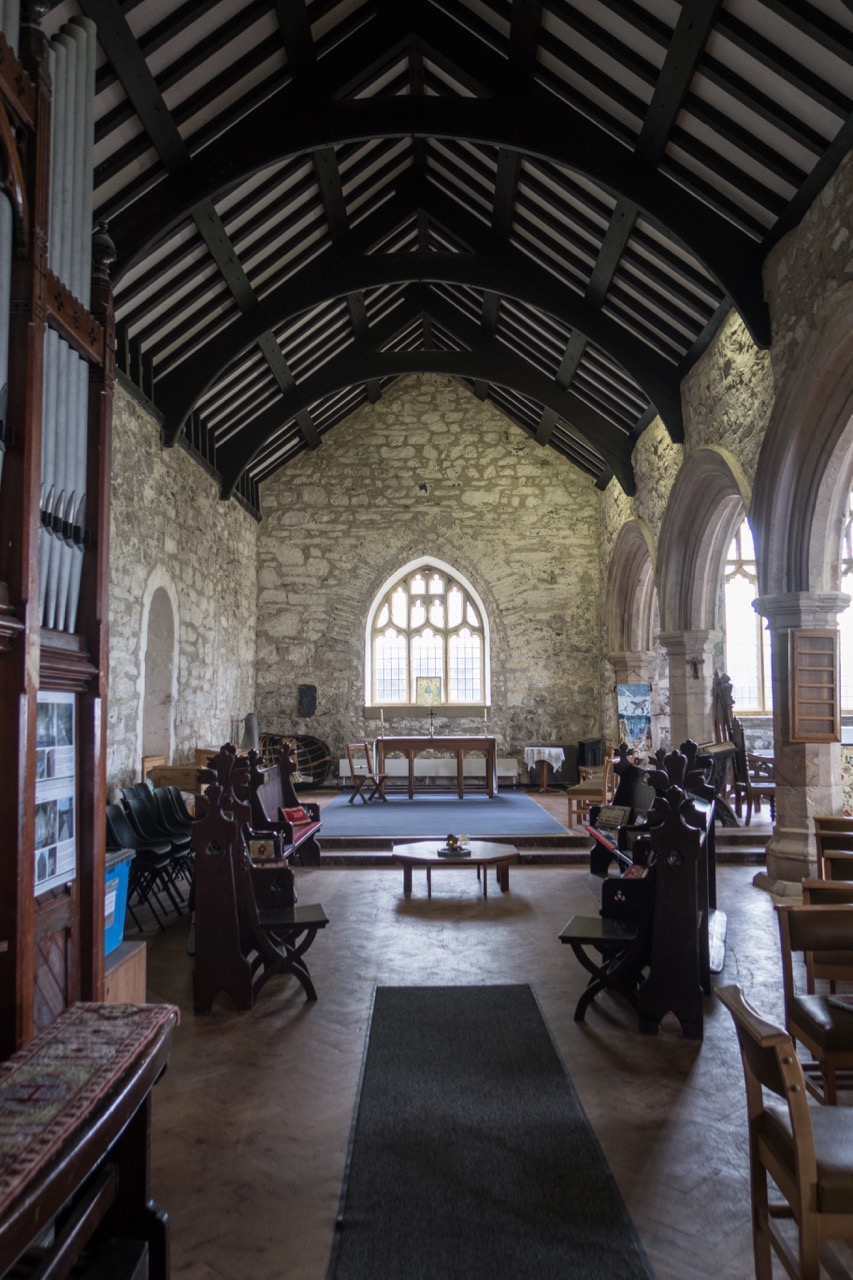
[656,448,751,745]
[748,283,853,882]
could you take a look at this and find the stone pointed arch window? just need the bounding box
[367,560,490,708]
[724,518,771,713]
[839,490,853,710]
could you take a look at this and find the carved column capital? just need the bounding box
[753,591,851,630]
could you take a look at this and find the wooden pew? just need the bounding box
[192,747,328,1014]
[248,743,322,866]
[561,747,715,1040]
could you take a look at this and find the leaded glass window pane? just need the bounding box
[840,491,853,709]
[724,519,771,713]
[390,587,407,627]
[449,629,482,701]
[374,630,406,701]
[411,629,443,700]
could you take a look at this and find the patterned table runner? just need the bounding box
[0,1001,179,1216]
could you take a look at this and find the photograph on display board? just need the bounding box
[34,692,77,895]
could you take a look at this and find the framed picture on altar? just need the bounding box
[416,677,442,705]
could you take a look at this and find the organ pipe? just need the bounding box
[0,1,17,500]
[39,16,95,634]
[0,2,20,55]
[0,193,11,499]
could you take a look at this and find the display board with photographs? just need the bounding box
[35,691,77,895]
[616,683,653,754]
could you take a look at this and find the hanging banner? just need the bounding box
[616,683,653,753]
[35,690,77,894]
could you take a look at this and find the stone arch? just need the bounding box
[604,519,657,652]
[657,447,752,633]
[138,568,180,771]
[751,283,853,598]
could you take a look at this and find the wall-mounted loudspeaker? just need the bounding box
[298,684,317,717]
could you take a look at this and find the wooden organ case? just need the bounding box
[0,4,115,1054]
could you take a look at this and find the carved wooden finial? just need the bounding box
[92,223,116,285]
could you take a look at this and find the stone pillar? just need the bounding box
[658,630,721,747]
[608,652,657,686]
[752,591,849,886]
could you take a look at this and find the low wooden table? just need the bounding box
[393,840,517,898]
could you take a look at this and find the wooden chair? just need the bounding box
[716,984,853,1280]
[729,717,775,825]
[814,818,853,880]
[345,742,387,804]
[566,756,613,827]
[776,903,853,1104]
[801,881,853,993]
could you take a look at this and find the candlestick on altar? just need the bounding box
[483,706,488,735]
[379,707,385,737]
[429,707,435,738]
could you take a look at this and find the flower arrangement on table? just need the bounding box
[439,833,471,856]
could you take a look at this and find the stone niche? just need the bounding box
[256,374,605,770]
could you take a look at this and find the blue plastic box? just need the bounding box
[104,849,132,955]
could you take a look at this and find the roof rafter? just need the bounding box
[81,0,321,452]
[215,286,636,497]
[107,95,769,346]
[154,179,683,447]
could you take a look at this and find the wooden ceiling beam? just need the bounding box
[107,95,770,346]
[153,173,682,446]
[158,234,683,448]
[274,0,316,73]
[216,288,636,497]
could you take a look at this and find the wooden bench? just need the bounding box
[192,746,328,1013]
[248,743,321,866]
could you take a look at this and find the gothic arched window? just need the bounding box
[724,519,771,713]
[839,491,853,710]
[367,561,489,707]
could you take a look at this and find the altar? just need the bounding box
[376,735,498,798]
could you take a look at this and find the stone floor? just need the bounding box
[139,792,841,1280]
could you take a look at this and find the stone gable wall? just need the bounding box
[107,384,258,795]
[256,374,603,772]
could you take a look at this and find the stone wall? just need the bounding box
[765,149,853,381]
[256,375,603,772]
[107,383,258,795]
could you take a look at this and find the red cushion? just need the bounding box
[280,805,311,826]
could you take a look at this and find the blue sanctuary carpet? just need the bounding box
[318,790,568,841]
